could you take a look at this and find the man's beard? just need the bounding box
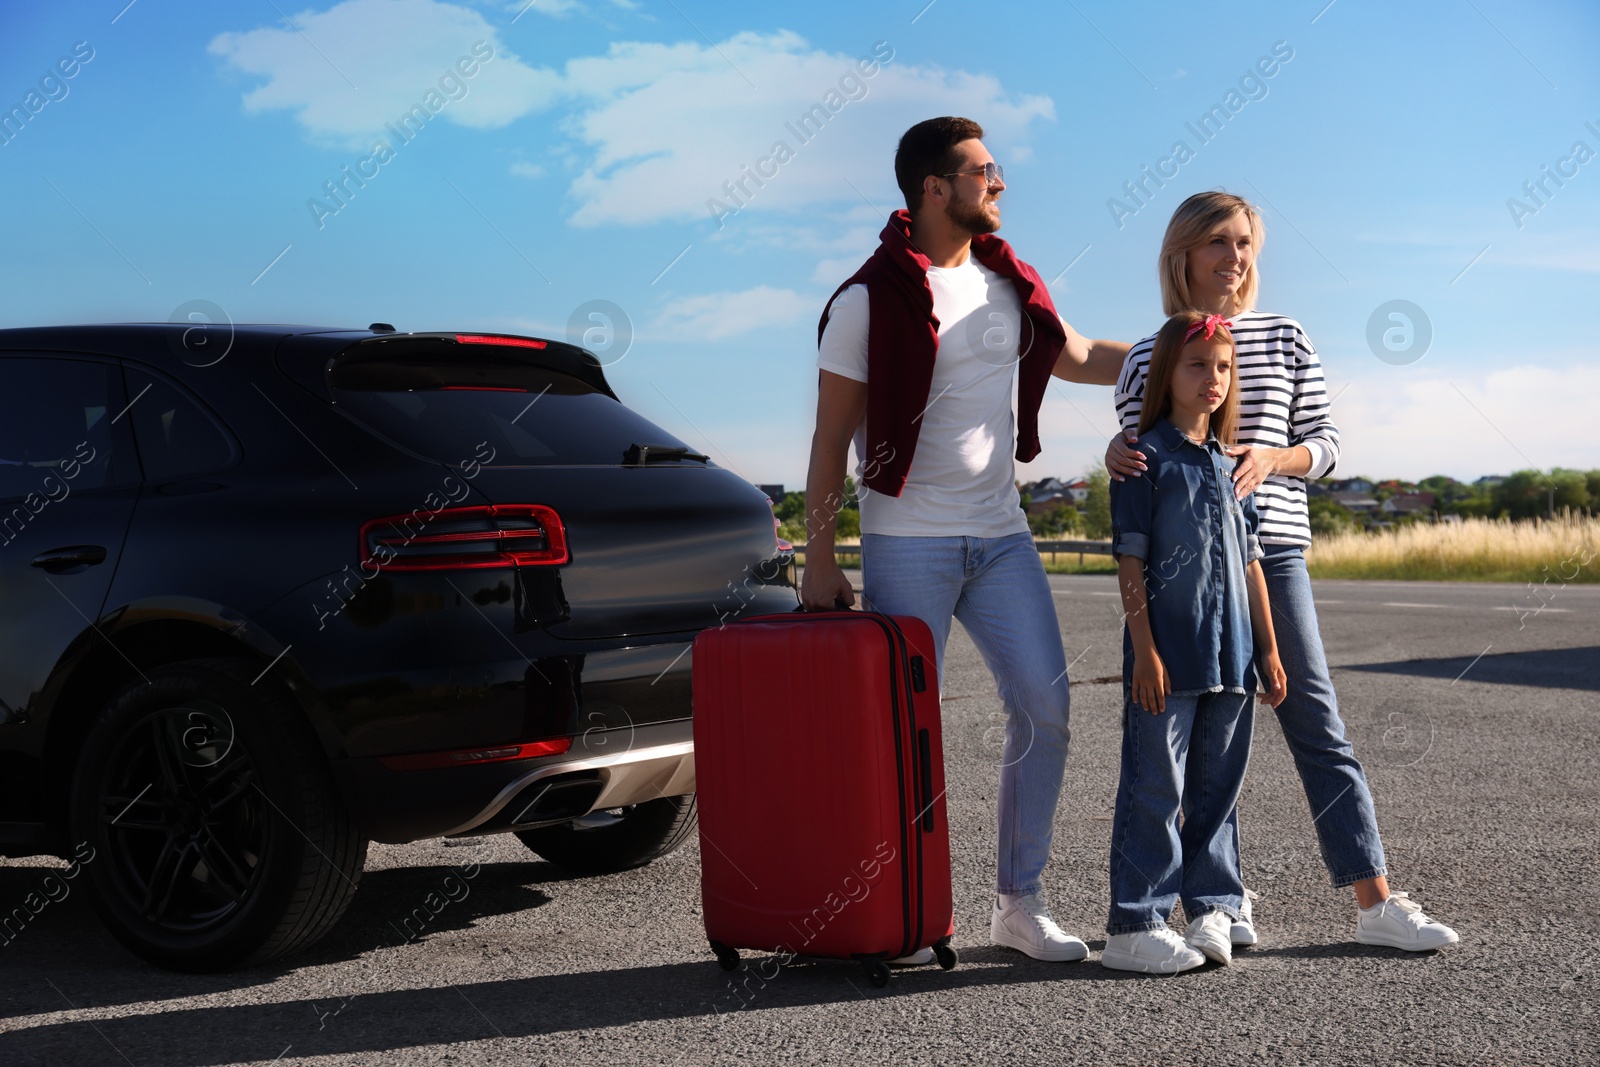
[945,190,1001,235]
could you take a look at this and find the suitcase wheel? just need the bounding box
[709,941,741,971]
[934,942,958,971]
[863,960,891,988]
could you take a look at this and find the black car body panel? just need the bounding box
[0,323,796,858]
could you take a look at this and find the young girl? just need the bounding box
[1102,310,1288,974]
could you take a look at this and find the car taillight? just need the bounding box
[454,334,546,348]
[361,505,569,571]
[379,737,572,772]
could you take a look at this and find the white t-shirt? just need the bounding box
[816,258,1031,538]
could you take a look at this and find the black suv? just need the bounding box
[0,323,796,971]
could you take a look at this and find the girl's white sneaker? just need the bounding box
[1101,928,1206,974]
[1185,911,1234,965]
[1230,888,1259,946]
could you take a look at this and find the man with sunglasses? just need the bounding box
[803,116,1129,963]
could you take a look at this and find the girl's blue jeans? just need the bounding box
[1108,689,1254,933]
[860,531,1070,897]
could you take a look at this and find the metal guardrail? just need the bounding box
[794,540,1114,564]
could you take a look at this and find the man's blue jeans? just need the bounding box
[1257,542,1387,886]
[1107,690,1253,933]
[860,531,1070,897]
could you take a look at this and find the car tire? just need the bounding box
[69,657,367,971]
[514,794,697,874]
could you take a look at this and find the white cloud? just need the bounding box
[651,286,812,341]
[212,5,1055,227]
[496,0,637,18]
[1020,362,1600,486]
[1328,364,1600,481]
[561,33,1054,226]
[208,0,560,148]
[1489,230,1600,274]
[507,0,584,17]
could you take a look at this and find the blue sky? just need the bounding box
[2,0,1596,487]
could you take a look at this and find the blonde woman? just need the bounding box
[1105,192,1459,953]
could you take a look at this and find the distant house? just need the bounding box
[1024,477,1090,505]
[1331,491,1380,513]
[1382,492,1437,517]
[1474,475,1504,489]
[1330,478,1374,493]
[1025,491,1070,515]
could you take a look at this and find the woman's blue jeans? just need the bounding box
[1108,690,1253,933]
[861,531,1071,897]
[1256,542,1388,886]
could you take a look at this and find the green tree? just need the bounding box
[1550,468,1591,513]
[834,507,861,539]
[1028,504,1082,538]
[773,491,806,524]
[1308,495,1356,537]
[1492,470,1547,519]
[1490,469,1589,519]
[1082,469,1112,540]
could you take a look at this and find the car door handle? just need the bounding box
[31,545,107,573]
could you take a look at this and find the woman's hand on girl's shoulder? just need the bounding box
[1224,444,1275,499]
[1257,649,1288,708]
[1106,430,1147,481]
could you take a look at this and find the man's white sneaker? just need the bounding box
[1231,888,1259,947]
[990,893,1089,962]
[1354,892,1460,951]
[1185,911,1233,966]
[1101,928,1206,974]
[887,946,935,966]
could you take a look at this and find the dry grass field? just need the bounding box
[1304,513,1600,583]
[798,515,1600,584]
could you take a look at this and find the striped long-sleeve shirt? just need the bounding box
[1112,310,1340,547]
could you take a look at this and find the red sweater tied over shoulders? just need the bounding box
[817,210,1067,498]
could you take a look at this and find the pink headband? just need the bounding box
[1183,313,1232,344]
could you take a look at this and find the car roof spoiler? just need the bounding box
[276,329,618,402]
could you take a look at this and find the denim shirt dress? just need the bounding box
[1109,419,1265,695]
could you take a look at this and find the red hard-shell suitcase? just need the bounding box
[692,609,956,987]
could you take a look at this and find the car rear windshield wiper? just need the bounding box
[623,443,709,467]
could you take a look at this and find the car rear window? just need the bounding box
[330,361,694,467]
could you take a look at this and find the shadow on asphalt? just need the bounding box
[1341,646,1600,691]
[0,859,584,1016]
[3,950,1123,1063]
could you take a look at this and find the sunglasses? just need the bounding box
[940,162,1004,186]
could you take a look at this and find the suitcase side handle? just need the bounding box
[917,727,934,832]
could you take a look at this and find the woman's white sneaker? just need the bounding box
[1354,892,1460,951]
[1101,928,1207,974]
[1185,911,1233,965]
[990,892,1089,961]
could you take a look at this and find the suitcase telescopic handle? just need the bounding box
[790,597,855,613]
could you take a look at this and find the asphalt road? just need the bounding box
[3,574,1597,1066]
